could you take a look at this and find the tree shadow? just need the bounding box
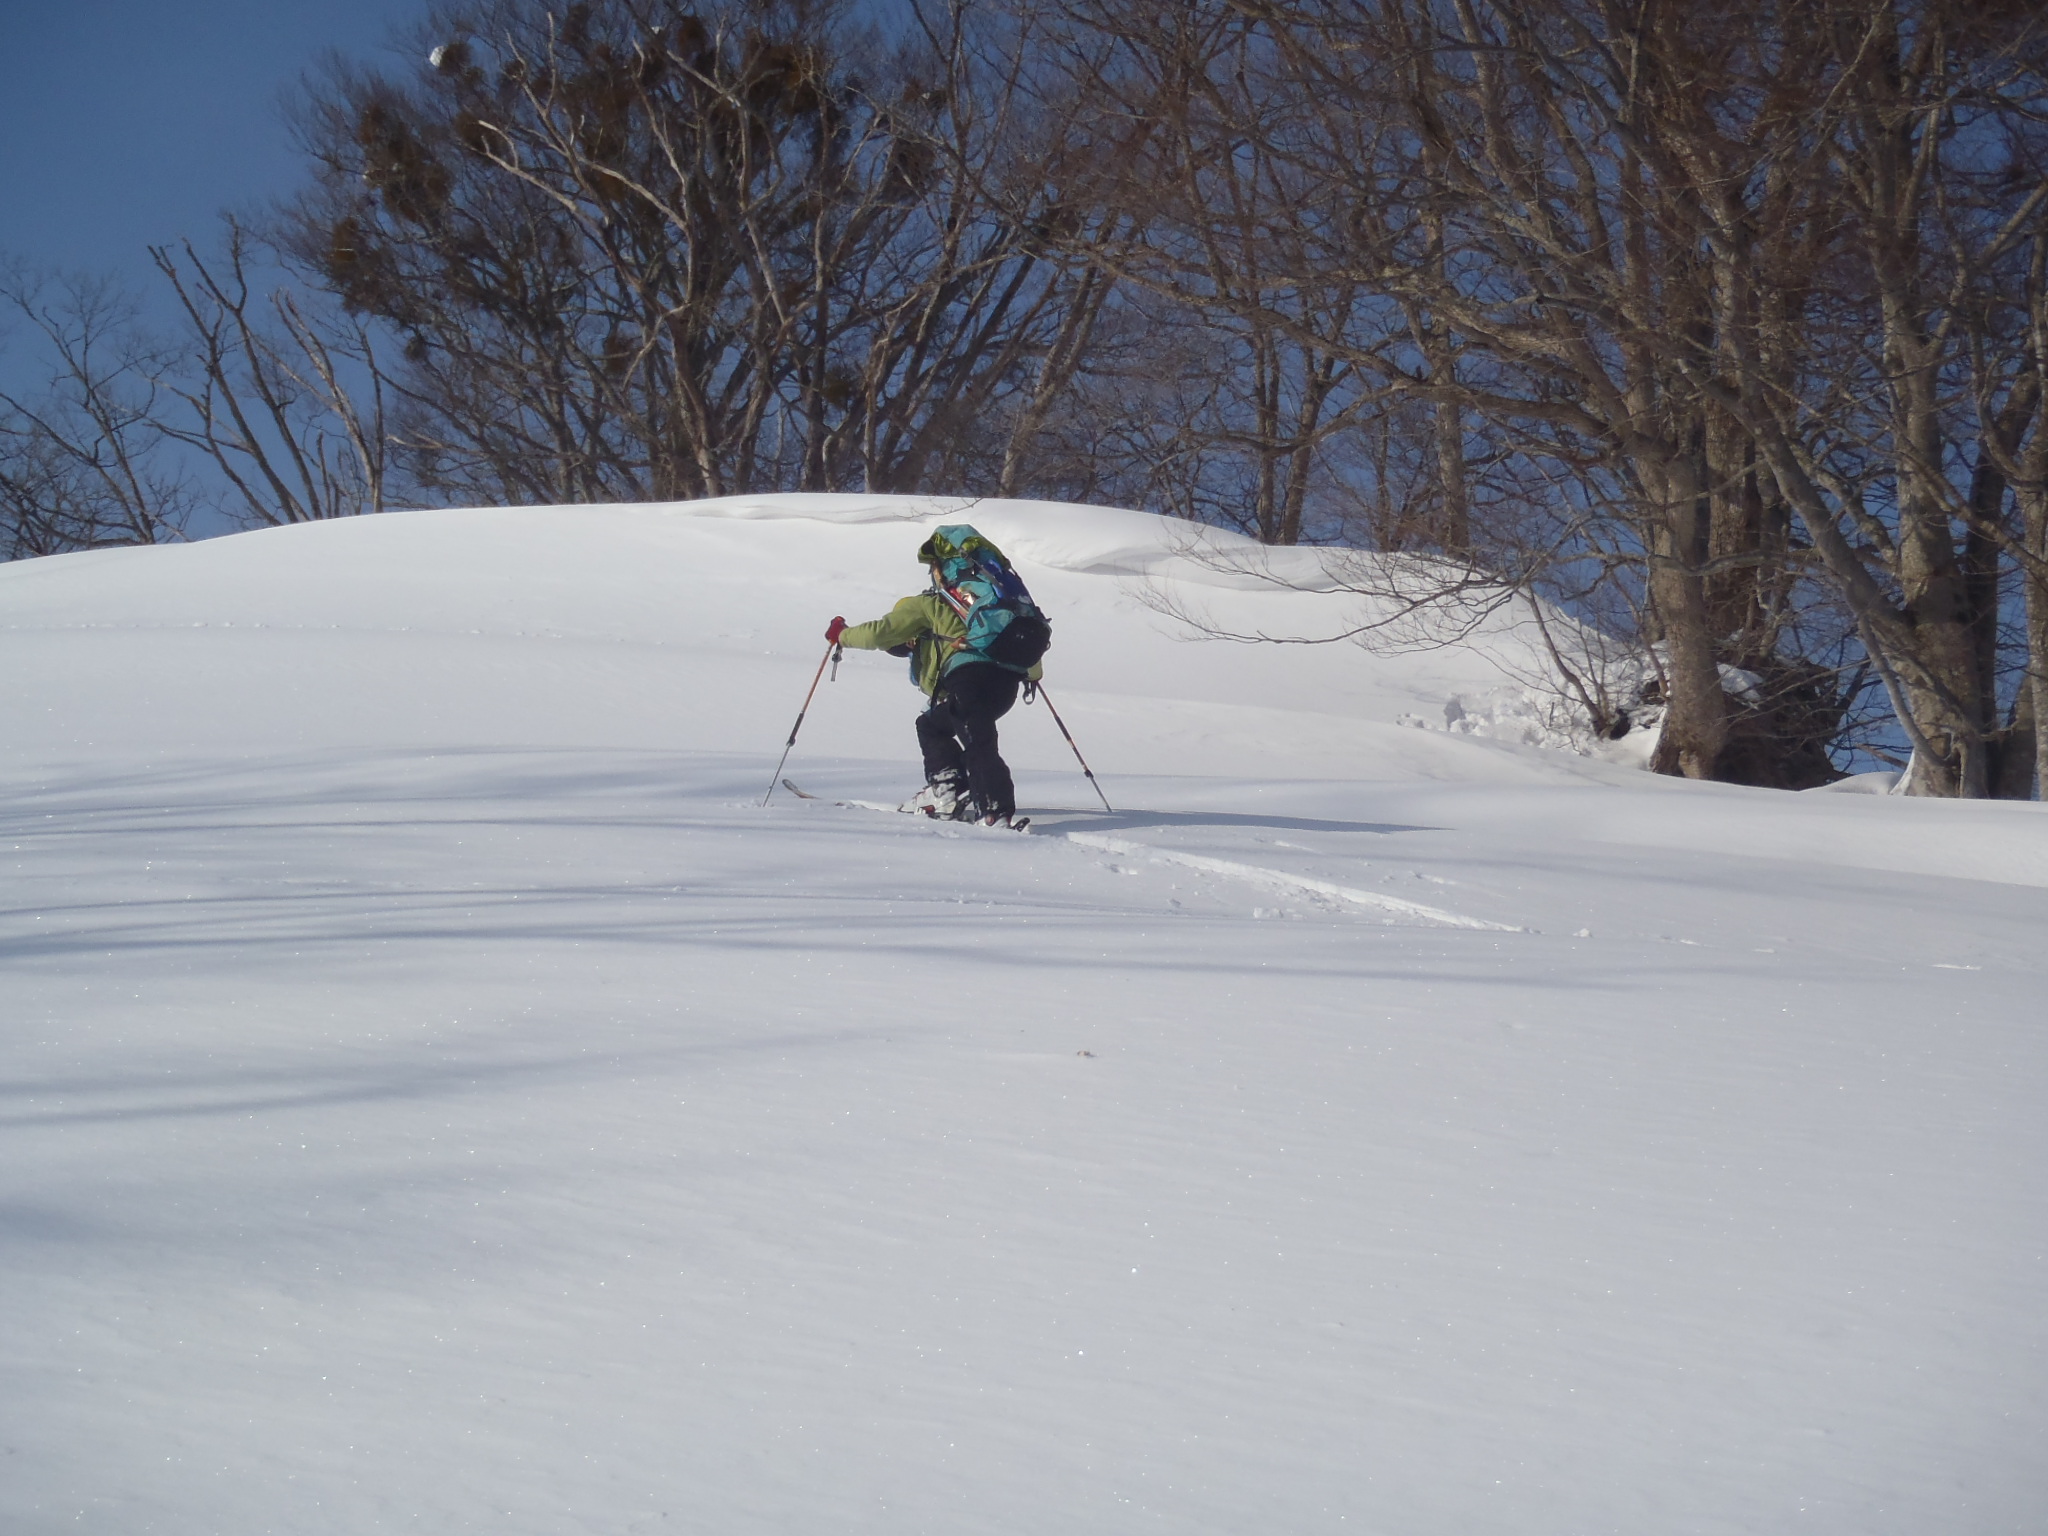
[0,1023,885,1132]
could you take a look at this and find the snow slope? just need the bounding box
[3,495,2044,1534]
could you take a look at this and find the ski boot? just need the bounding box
[902,770,971,820]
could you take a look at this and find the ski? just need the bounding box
[880,799,1031,832]
[896,805,1032,832]
[779,780,1028,832]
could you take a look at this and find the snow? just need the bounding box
[3,494,2044,1534]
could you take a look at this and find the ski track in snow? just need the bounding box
[1060,830,1519,930]
[796,791,1512,928]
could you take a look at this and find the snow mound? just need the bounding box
[1401,684,1591,755]
[0,493,1625,786]
[1808,769,1904,794]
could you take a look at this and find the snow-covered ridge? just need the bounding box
[0,492,1609,784]
[3,493,2042,885]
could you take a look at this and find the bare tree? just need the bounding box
[153,220,390,525]
[0,262,191,555]
[1014,0,1405,546]
[1027,0,2048,793]
[1652,0,2048,797]
[274,0,1115,506]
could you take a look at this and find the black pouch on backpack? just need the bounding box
[986,609,1052,669]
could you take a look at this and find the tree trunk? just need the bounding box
[2024,483,2048,801]
[1645,461,1730,779]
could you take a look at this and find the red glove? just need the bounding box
[825,615,847,644]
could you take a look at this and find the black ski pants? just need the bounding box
[917,662,1020,818]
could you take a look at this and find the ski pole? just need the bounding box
[1033,684,1113,812]
[763,640,840,805]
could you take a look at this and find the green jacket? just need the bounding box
[839,590,1041,698]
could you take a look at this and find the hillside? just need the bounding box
[4,495,2044,1534]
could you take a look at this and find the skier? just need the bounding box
[826,527,1048,826]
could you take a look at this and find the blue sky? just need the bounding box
[1,0,426,300]
[0,0,905,536]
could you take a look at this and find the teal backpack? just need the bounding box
[917,525,1053,673]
